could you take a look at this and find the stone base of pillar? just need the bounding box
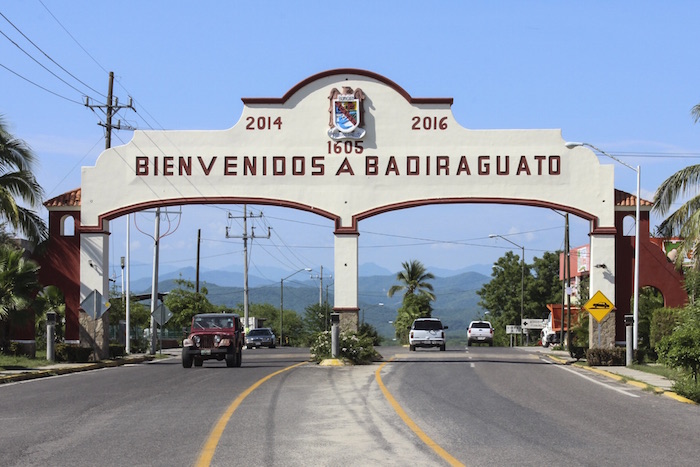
[337,309,359,333]
[589,311,616,348]
[78,312,109,360]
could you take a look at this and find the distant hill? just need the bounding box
[133,269,490,339]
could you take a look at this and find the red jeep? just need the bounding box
[182,313,244,368]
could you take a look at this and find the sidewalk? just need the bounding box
[0,349,180,385]
[522,346,695,404]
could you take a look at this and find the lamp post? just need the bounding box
[280,268,312,346]
[489,234,525,345]
[566,142,641,350]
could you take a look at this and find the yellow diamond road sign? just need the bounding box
[584,290,615,322]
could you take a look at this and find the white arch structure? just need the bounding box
[79,69,616,338]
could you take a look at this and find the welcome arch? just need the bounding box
[71,69,620,353]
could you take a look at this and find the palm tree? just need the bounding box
[0,244,40,321]
[387,259,436,301]
[653,104,700,268]
[34,285,66,341]
[0,116,47,245]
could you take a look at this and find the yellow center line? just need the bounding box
[195,361,307,467]
[375,358,465,467]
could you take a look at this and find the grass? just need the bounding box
[629,362,682,381]
[0,350,49,369]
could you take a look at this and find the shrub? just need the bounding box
[672,375,700,403]
[55,344,93,362]
[109,344,125,358]
[656,323,700,382]
[310,331,381,364]
[650,307,683,348]
[586,347,626,366]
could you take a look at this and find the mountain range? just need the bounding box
[129,263,492,339]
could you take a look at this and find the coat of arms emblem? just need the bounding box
[328,87,366,140]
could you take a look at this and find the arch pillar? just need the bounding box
[333,231,359,331]
[589,231,616,347]
[79,221,110,359]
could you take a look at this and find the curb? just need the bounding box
[0,355,155,384]
[546,354,696,405]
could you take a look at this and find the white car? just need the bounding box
[467,320,494,346]
[409,318,448,351]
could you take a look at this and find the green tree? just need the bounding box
[477,251,528,326]
[653,105,700,269]
[0,116,47,245]
[163,278,220,330]
[657,307,700,382]
[387,259,436,300]
[393,293,433,344]
[527,251,563,316]
[34,285,65,344]
[301,302,333,344]
[0,244,40,349]
[107,283,150,330]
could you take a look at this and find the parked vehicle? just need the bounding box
[182,313,244,368]
[246,328,276,349]
[467,320,494,346]
[409,318,448,351]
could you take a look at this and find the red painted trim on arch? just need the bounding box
[242,68,453,106]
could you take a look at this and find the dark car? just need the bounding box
[246,328,276,349]
[182,313,244,368]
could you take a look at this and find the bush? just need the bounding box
[310,331,381,364]
[55,344,93,362]
[586,347,626,366]
[671,375,700,403]
[109,344,125,358]
[656,323,700,382]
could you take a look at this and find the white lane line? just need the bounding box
[543,359,639,398]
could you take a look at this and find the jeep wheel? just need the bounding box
[440,344,446,351]
[409,345,415,351]
[182,350,193,368]
[225,351,236,367]
[194,358,203,367]
[234,347,242,367]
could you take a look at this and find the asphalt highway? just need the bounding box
[1,346,698,466]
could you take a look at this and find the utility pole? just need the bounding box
[196,229,201,293]
[85,71,135,149]
[226,206,270,332]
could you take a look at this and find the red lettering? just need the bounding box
[496,156,509,175]
[179,157,192,176]
[534,155,546,175]
[198,156,217,175]
[456,156,471,175]
[224,156,237,175]
[385,156,399,175]
[336,158,354,175]
[436,156,449,175]
[312,156,325,175]
[516,156,531,175]
[366,156,379,175]
[244,157,256,175]
[478,156,490,175]
[273,157,285,175]
[407,156,420,175]
[292,156,305,175]
[136,157,149,175]
[163,156,174,176]
[549,155,561,175]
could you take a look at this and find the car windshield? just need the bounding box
[413,320,443,330]
[194,316,234,329]
[471,322,492,329]
[248,329,272,336]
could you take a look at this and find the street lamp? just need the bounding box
[566,142,641,350]
[489,234,525,344]
[280,268,312,346]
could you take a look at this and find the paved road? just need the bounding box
[1,346,698,466]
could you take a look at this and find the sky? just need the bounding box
[1,1,699,290]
